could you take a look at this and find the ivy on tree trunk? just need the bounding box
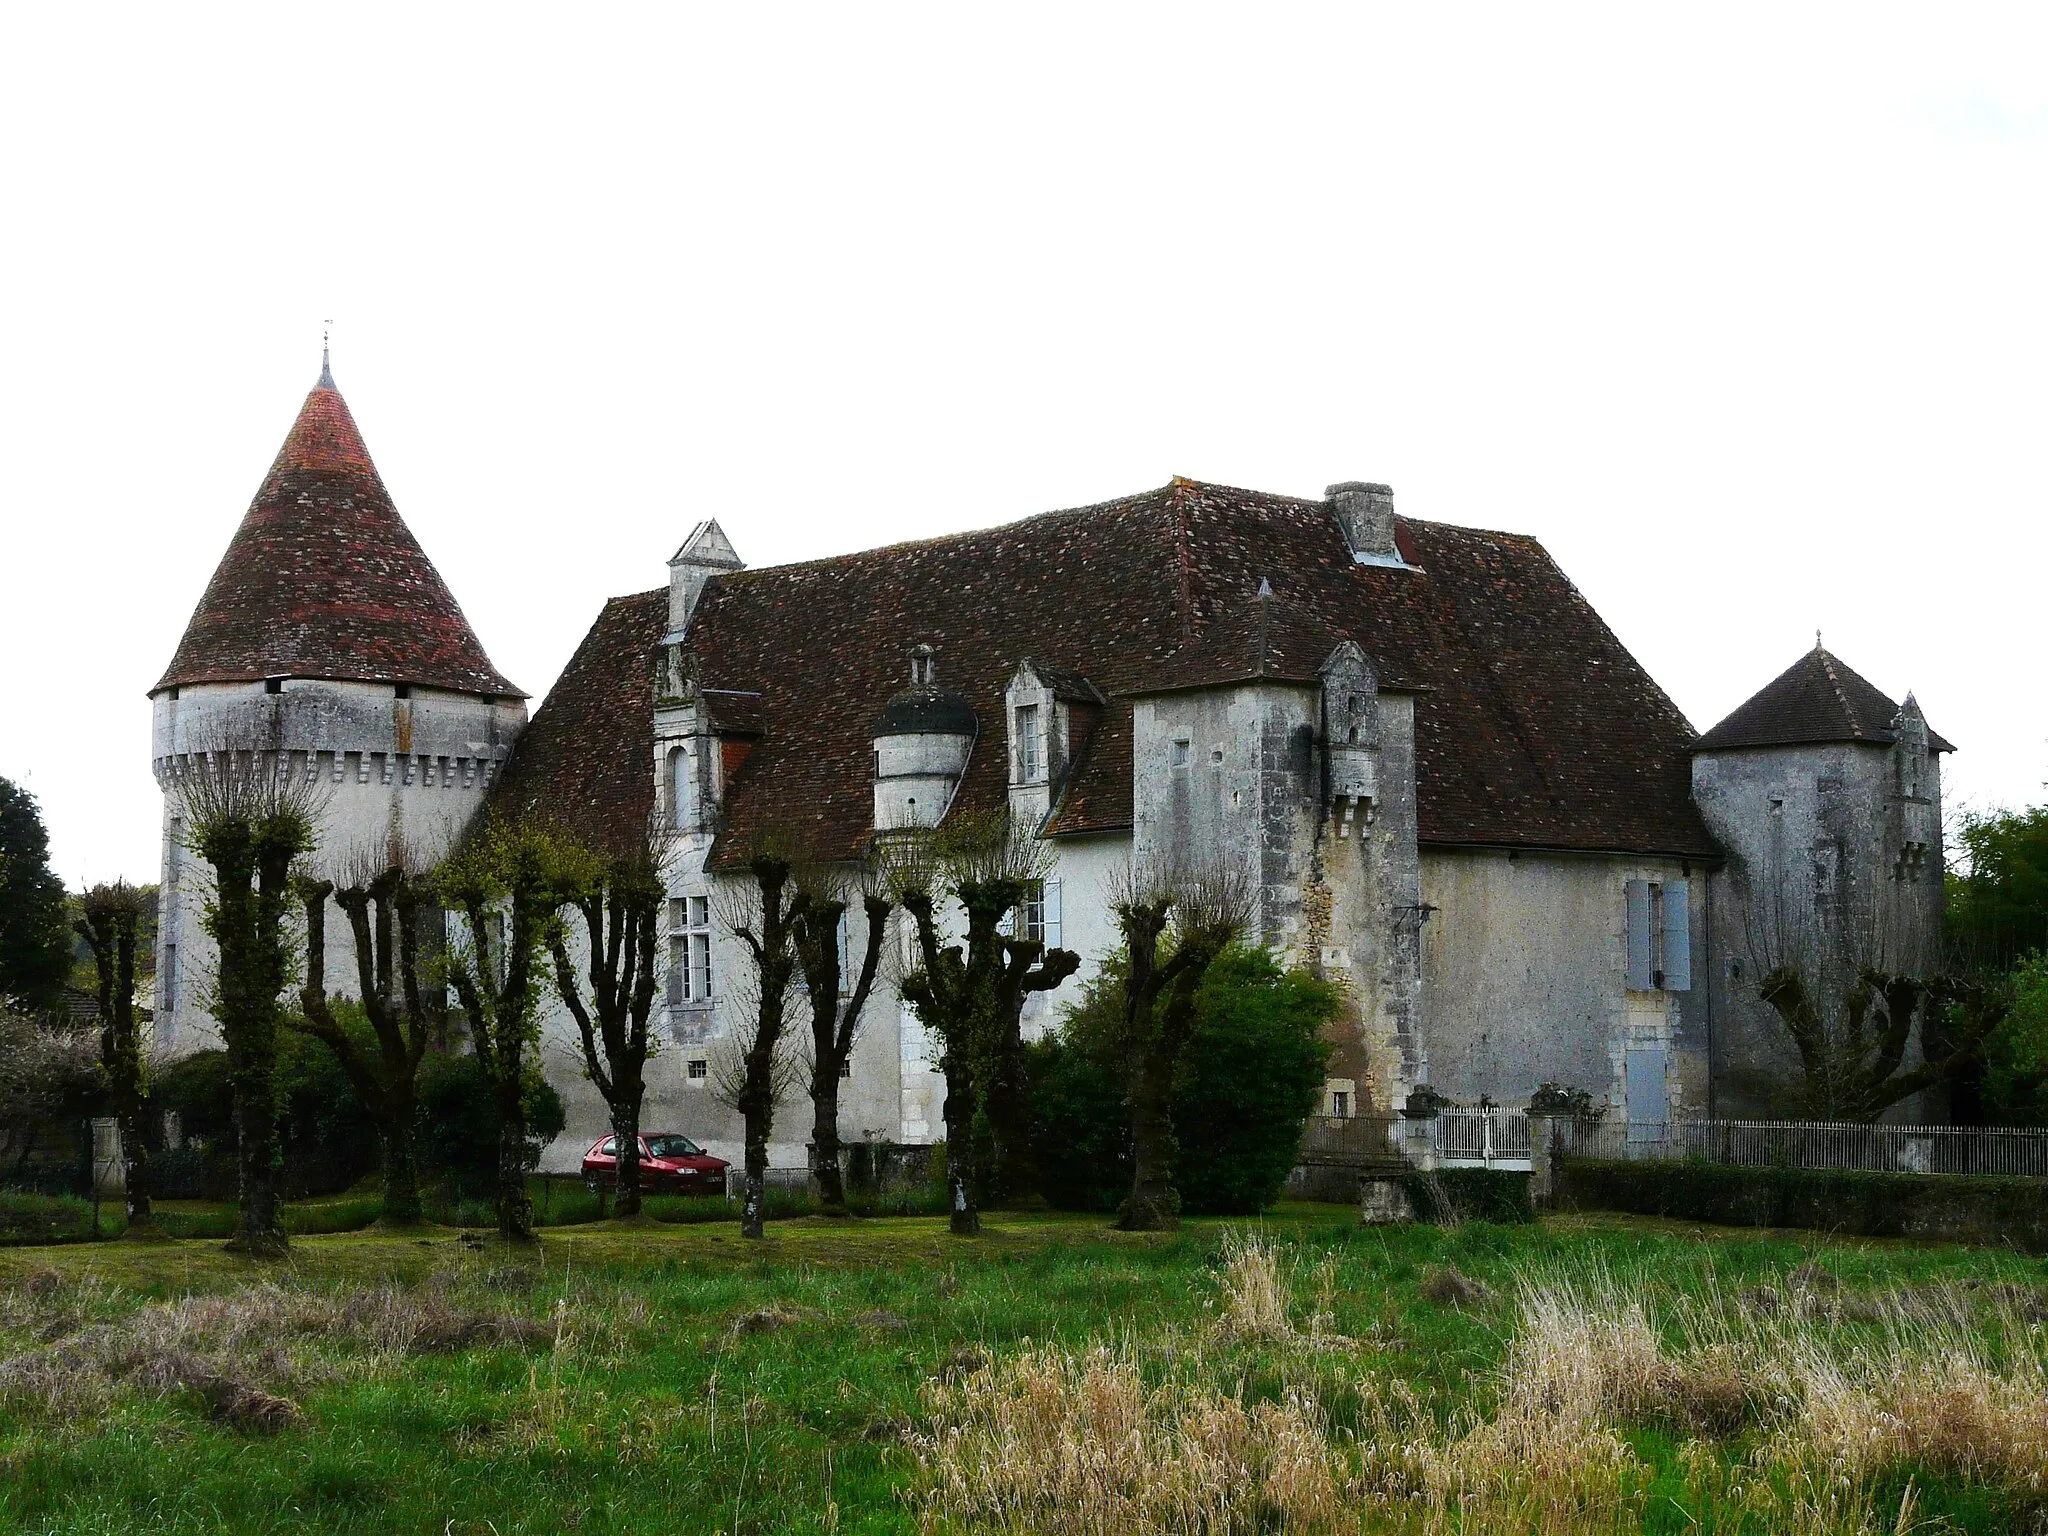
[1111,880,1243,1232]
[444,821,577,1244]
[898,878,1078,1235]
[293,869,439,1226]
[193,801,311,1258]
[76,884,157,1237]
[792,891,889,1216]
[726,850,807,1239]
[549,854,662,1219]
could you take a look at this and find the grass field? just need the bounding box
[2,1206,2046,1534]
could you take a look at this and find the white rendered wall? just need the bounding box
[150,678,525,1053]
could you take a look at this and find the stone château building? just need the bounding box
[153,366,1950,1170]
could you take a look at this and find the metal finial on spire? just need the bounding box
[317,320,335,389]
[1815,629,1823,651]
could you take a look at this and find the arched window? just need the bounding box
[668,746,692,829]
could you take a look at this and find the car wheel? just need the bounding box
[584,1173,604,1195]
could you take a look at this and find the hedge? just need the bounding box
[1559,1157,2048,1251]
[1402,1167,1534,1225]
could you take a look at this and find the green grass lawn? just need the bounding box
[2,1205,2044,1534]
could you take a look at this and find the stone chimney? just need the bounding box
[1327,482,1404,567]
[667,519,745,636]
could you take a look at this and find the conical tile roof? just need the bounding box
[1694,643,1948,752]
[154,366,521,697]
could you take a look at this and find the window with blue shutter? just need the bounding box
[1661,881,1691,992]
[1625,880,1653,990]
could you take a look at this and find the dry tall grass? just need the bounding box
[914,1239,2048,1536]
[0,1273,557,1421]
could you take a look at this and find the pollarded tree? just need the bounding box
[176,759,321,1256]
[548,831,668,1218]
[441,819,585,1242]
[0,777,72,1017]
[1110,856,1251,1231]
[292,859,442,1226]
[789,866,889,1216]
[1747,888,2001,1121]
[718,844,810,1239]
[894,810,1079,1235]
[1755,961,2004,1123]
[75,881,160,1237]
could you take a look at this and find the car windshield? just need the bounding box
[643,1135,701,1159]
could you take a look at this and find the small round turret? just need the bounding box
[871,645,975,831]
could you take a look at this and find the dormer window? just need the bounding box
[1015,704,1042,781]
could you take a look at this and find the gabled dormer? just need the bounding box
[1004,660,1104,827]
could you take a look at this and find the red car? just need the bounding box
[581,1133,729,1195]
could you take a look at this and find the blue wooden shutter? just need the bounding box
[1624,880,1653,990]
[1662,880,1691,992]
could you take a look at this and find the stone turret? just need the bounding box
[149,356,526,1051]
[870,645,976,832]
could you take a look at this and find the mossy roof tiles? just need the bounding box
[155,373,520,698]
[503,478,1720,864]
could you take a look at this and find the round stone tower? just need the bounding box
[149,355,526,1051]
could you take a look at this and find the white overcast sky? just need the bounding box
[2,5,2044,884]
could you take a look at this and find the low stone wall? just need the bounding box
[1558,1157,2048,1251]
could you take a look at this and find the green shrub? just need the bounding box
[0,1191,99,1244]
[1028,945,1337,1216]
[148,1033,381,1198]
[1560,1157,2048,1250]
[415,1053,565,1198]
[276,1023,381,1195]
[151,1049,235,1146]
[1402,1167,1534,1224]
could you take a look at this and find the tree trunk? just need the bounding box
[229,1062,286,1255]
[497,1079,533,1242]
[741,1112,768,1239]
[943,1054,979,1236]
[1120,1041,1179,1231]
[812,1074,847,1216]
[119,1109,155,1234]
[987,1019,1037,1208]
[378,1082,424,1227]
[613,1086,644,1218]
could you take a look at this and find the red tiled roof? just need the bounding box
[503,479,1720,864]
[154,372,521,697]
[1693,644,1952,753]
[491,589,667,854]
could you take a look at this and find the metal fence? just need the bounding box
[1297,1113,1404,1164]
[1551,1117,2048,1177]
[1297,1109,1533,1169]
[1427,1108,1531,1164]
